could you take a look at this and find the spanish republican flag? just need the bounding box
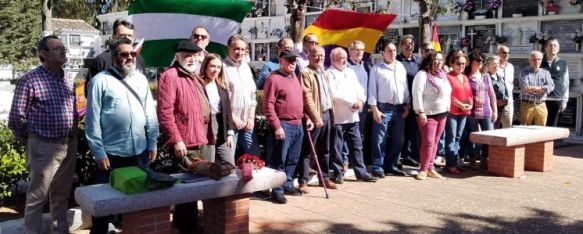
[432,23,442,53]
[303,9,396,64]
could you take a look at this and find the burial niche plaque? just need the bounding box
[502,0,538,18]
[465,25,496,54]
[541,20,583,53]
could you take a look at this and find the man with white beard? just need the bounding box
[156,40,211,232]
[85,37,159,234]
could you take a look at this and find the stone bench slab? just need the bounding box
[74,168,285,217]
[470,126,570,147]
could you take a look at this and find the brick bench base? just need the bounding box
[487,140,554,178]
[123,207,172,234]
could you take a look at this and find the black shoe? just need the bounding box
[251,190,271,200]
[271,192,287,204]
[359,175,378,182]
[332,174,344,184]
[372,171,385,178]
[402,158,420,167]
[283,188,302,196]
[396,164,403,170]
[386,169,408,176]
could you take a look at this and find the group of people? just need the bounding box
[8,18,570,234]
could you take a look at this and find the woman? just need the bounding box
[485,55,510,129]
[200,53,235,165]
[444,51,472,175]
[463,51,497,169]
[412,51,452,180]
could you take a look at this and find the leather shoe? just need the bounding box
[283,188,302,196]
[320,180,338,189]
[332,174,344,184]
[402,158,420,167]
[271,192,287,204]
[372,171,385,178]
[359,175,377,182]
[386,169,407,176]
[298,183,309,194]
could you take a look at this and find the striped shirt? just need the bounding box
[519,67,554,103]
[8,66,76,141]
[223,58,257,125]
[468,73,496,119]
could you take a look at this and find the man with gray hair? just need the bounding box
[256,37,295,89]
[189,25,210,52]
[9,35,77,234]
[298,33,319,70]
[542,38,570,127]
[497,45,515,126]
[519,50,554,126]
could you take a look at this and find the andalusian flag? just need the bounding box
[128,0,253,68]
[303,9,396,65]
[432,23,442,53]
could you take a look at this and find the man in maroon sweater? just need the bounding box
[263,50,313,204]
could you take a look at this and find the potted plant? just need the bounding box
[463,0,474,14]
[546,1,560,14]
[512,9,524,18]
[573,29,583,52]
[488,0,500,18]
[569,0,582,5]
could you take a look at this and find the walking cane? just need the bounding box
[306,131,330,199]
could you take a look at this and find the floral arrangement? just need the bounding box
[569,0,582,5]
[236,153,265,182]
[460,36,471,48]
[573,29,583,44]
[270,28,284,38]
[546,1,560,12]
[463,0,474,12]
[248,26,258,35]
[488,0,501,10]
[529,31,552,45]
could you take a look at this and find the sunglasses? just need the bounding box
[499,51,510,55]
[192,34,208,39]
[118,51,137,58]
[455,62,467,66]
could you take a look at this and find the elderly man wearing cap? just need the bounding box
[264,50,314,204]
[157,40,210,232]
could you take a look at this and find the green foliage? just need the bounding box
[0,0,42,71]
[53,0,98,26]
[0,123,27,200]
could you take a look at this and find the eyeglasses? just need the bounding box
[45,46,67,52]
[499,51,510,55]
[307,41,319,45]
[192,34,208,39]
[117,51,137,58]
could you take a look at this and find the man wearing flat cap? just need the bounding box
[263,50,314,204]
[157,40,211,232]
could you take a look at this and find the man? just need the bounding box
[497,45,515,127]
[297,33,319,70]
[397,35,422,167]
[256,37,294,90]
[9,35,77,234]
[328,48,377,184]
[263,50,313,204]
[85,37,159,234]
[368,42,410,178]
[157,40,209,232]
[189,25,210,52]
[87,20,145,80]
[223,34,260,158]
[519,50,555,126]
[298,45,337,193]
[542,38,570,127]
[420,42,434,58]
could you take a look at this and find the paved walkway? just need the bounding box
[248,143,583,233]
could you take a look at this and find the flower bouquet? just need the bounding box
[546,1,560,14]
[463,0,474,13]
[488,0,500,10]
[236,153,265,182]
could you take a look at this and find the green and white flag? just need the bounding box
[128,0,253,68]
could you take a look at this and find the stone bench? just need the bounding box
[74,168,286,234]
[469,126,570,178]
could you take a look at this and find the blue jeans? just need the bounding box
[232,128,260,159]
[466,117,493,158]
[437,132,445,156]
[371,103,406,173]
[270,121,304,194]
[331,122,369,179]
[445,114,467,167]
[91,151,149,234]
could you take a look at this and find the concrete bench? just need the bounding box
[75,168,285,234]
[470,126,570,178]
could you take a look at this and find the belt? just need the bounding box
[522,100,544,105]
[29,133,71,144]
[322,109,330,114]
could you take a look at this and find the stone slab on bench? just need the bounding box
[74,167,286,218]
[469,126,569,178]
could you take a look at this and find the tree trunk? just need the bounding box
[289,0,308,43]
[415,0,438,46]
[41,0,52,36]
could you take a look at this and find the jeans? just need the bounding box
[299,112,332,184]
[545,100,562,127]
[418,114,447,171]
[270,121,304,194]
[232,128,260,159]
[466,117,493,158]
[331,122,369,179]
[445,114,467,167]
[437,132,446,156]
[401,112,420,161]
[91,151,149,234]
[371,103,406,173]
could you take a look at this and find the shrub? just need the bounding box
[0,123,27,201]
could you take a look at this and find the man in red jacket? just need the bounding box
[157,40,210,232]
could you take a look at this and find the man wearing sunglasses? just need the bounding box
[298,33,319,70]
[189,25,210,55]
[9,35,77,234]
[85,37,159,234]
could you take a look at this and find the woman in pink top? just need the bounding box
[444,50,473,175]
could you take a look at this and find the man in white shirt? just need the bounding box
[368,42,410,178]
[328,48,377,184]
[497,45,515,127]
[298,33,319,71]
[223,34,260,158]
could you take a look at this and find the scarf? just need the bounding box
[427,69,445,94]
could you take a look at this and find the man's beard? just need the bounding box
[121,62,136,74]
[179,59,201,74]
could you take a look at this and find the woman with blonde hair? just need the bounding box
[485,55,510,128]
